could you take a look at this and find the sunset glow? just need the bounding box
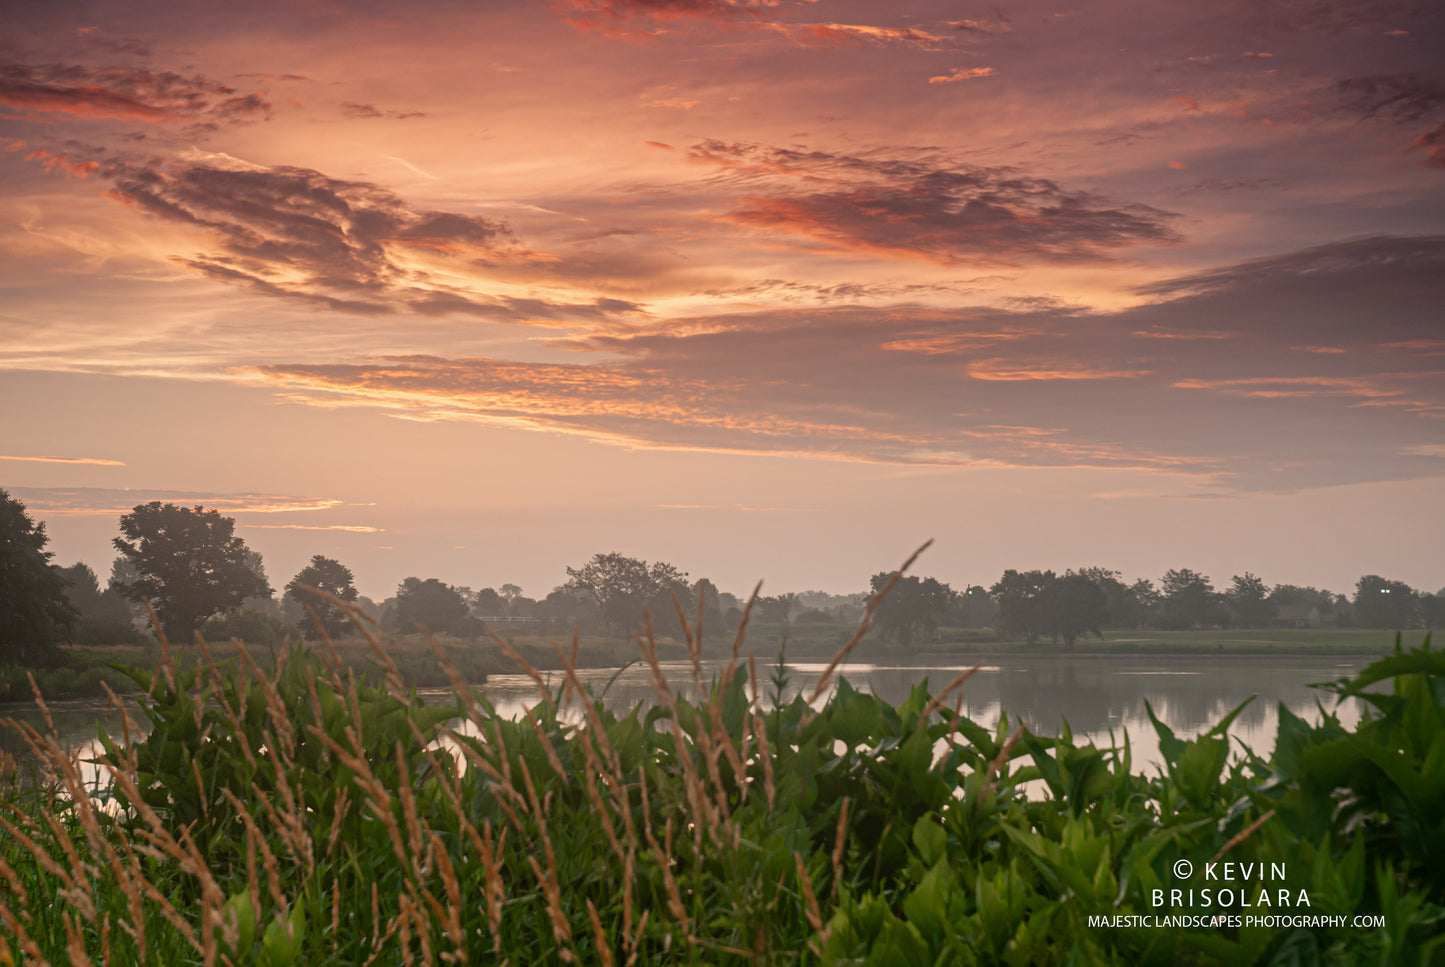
[3,0,1441,599]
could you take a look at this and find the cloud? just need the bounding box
[928,67,995,84]
[0,454,125,466]
[340,101,427,120]
[23,148,100,179]
[86,150,637,322]
[244,236,1445,494]
[559,0,966,49]
[8,487,347,517]
[1335,72,1445,122]
[242,523,384,533]
[0,62,271,124]
[689,141,1179,264]
[1415,122,1445,168]
[763,22,952,50]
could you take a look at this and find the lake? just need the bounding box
[2,654,1369,787]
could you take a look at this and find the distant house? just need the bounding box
[1272,604,1321,629]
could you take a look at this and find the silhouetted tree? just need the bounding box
[756,593,797,624]
[1051,572,1110,650]
[392,578,470,635]
[1159,568,1220,630]
[990,569,1055,646]
[56,562,138,645]
[953,585,995,628]
[871,573,954,648]
[1353,575,1419,629]
[285,555,360,639]
[0,490,77,664]
[1422,592,1444,631]
[473,587,509,616]
[1226,572,1273,628]
[112,502,270,642]
[564,552,689,635]
[1074,566,1135,628]
[692,578,726,637]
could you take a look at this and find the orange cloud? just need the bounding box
[968,360,1151,381]
[0,454,124,466]
[25,148,100,179]
[243,523,385,533]
[928,67,995,84]
[10,489,346,517]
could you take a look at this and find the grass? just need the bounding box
[1,552,1443,965]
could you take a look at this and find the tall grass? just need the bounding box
[1,552,1443,965]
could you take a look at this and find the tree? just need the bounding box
[990,570,1056,646]
[870,573,954,648]
[1159,569,1220,630]
[285,555,360,639]
[1422,592,1444,631]
[392,578,471,635]
[1128,579,1160,629]
[756,593,798,624]
[1074,566,1135,629]
[1353,575,1419,629]
[473,587,509,616]
[112,502,271,642]
[1226,572,1273,628]
[56,562,139,645]
[953,585,995,629]
[0,490,77,664]
[1049,573,1109,650]
[564,552,689,635]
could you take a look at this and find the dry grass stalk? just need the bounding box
[807,539,933,708]
[586,897,615,967]
[752,708,776,813]
[794,851,825,935]
[0,899,49,967]
[637,617,713,850]
[521,706,569,784]
[487,630,553,710]
[1211,809,1277,864]
[220,790,289,916]
[831,797,852,901]
[920,663,983,723]
[526,854,576,957]
[62,907,96,965]
[479,820,505,955]
[623,908,649,967]
[393,743,428,874]
[651,817,691,940]
[984,722,1027,783]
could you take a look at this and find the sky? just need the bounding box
[1,0,1442,602]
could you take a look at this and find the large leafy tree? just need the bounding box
[870,573,954,648]
[112,502,271,642]
[1226,572,1273,628]
[564,552,689,635]
[1049,573,1109,650]
[0,489,77,664]
[1158,568,1220,630]
[392,578,470,635]
[285,554,360,639]
[990,569,1056,646]
[1353,575,1419,629]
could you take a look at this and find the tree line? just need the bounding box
[1,489,1440,664]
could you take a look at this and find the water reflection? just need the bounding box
[1,657,1369,781]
